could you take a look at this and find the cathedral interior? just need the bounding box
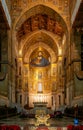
[0,0,83,129]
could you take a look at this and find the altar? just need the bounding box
[33,102,48,115]
[33,102,50,126]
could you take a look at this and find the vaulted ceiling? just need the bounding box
[15,4,68,64]
[17,13,64,42]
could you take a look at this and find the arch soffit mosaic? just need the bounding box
[21,30,58,59]
[21,30,60,50]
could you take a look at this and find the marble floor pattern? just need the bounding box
[0,116,83,130]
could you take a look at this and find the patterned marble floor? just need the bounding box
[0,116,83,130]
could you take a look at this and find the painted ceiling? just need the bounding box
[12,2,69,64]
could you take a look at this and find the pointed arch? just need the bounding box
[13,4,68,34]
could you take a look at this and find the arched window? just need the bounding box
[19,66,21,75]
[59,95,61,105]
[38,82,42,92]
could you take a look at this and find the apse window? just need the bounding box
[38,82,42,92]
[59,95,61,105]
